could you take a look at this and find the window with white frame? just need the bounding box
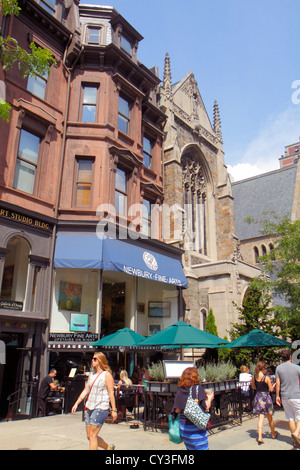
[75,158,94,207]
[38,0,56,15]
[115,168,127,217]
[118,95,130,134]
[143,136,152,169]
[27,70,48,100]
[87,27,101,44]
[81,84,98,123]
[13,129,41,195]
[120,35,132,56]
[142,198,151,237]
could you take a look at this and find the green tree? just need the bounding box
[245,213,300,340]
[205,308,218,336]
[228,281,286,365]
[0,0,56,121]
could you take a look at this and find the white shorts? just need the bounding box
[282,398,300,422]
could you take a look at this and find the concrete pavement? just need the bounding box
[0,409,297,451]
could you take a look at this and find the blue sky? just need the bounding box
[82,0,300,180]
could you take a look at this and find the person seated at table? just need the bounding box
[116,370,132,421]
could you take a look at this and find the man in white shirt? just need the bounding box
[276,350,300,448]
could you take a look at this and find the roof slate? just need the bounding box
[232,165,297,240]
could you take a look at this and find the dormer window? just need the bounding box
[87,27,101,44]
[121,35,132,57]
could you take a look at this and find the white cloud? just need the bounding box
[227,105,300,181]
[227,162,264,182]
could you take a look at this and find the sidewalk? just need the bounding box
[0,409,297,451]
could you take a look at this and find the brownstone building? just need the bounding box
[0,0,77,418]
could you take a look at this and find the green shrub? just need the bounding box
[198,362,237,382]
[147,361,165,381]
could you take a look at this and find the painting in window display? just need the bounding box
[58,281,82,312]
[70,313,89,332]
[148,301,171,317]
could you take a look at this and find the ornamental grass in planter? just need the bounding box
[147,361,237,384]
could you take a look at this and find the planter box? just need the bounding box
[147,379,238,394]
[202,379,238,392]
[146,381,178,393]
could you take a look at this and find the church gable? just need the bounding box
[172,72,214,135]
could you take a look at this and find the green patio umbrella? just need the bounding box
[138,321,229,359]
[90,328,145,369]
[223,329,291,357]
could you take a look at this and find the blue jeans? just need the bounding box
[85,408,109,427]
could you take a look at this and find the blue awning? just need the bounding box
[102,238,187,288]
[54,235,187,288]
[54,233,103,269]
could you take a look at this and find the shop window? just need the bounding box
[38,0,56,15]
[0,237,30,306]
[143,136,152,169]
[81,84,98,123]
[27,69,49,100]
[115,168,127,217]
[118,95,130,134]
[75,158,94,206]
[30,266,39,311]
[102,281,125,335]
[13,129,40,195]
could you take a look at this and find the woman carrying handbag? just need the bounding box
[172,367,214,450]
[72,352,117,450]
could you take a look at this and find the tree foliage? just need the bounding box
[0,0,56,120]
[245,213,300,340]
[228,281,287,365]
[205,308,218,337]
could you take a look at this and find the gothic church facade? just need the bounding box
[160,54,260,339]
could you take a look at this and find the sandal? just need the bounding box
[292,434,300,448]
[108,444,115,450]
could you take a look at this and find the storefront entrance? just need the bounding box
[102,281,125,336]
[0,333,23,420]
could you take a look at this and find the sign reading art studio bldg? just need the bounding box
[0,207,52,232]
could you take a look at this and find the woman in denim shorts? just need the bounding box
[72,352,117,450]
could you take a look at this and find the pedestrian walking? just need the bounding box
[172,367,214,450]
[72,352,117,450]
[251,361,277,445]
[37,369,58,417]
[238,365,252,410]
[275,349,300,448]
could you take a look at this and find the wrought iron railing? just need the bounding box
[7,381,38,421]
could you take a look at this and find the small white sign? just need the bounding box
[163,360,195,379]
